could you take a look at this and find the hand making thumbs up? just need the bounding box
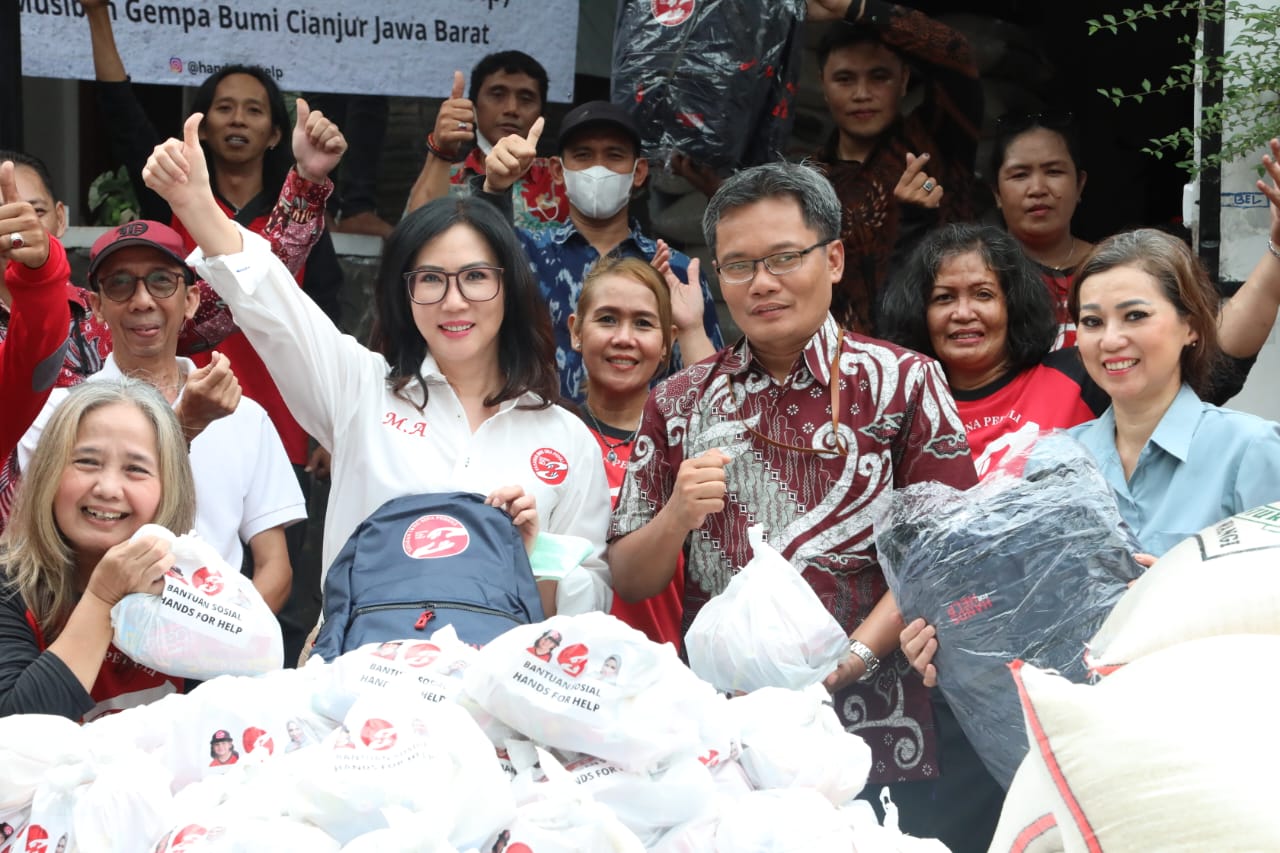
[0,161,50,269]
[293,98,348,184]
[482,116,545,194]
[142,112,212,211]
[431,70,476,160]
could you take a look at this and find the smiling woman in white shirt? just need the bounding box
[138,113,612,618]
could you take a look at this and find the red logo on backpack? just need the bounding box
[531,447,569,485]
[403,515,470,559]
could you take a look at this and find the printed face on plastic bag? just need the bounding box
[686,526,849,694]
[463,612,731,773]
[110,525,283,680]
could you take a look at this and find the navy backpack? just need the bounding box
[311,492,545,660]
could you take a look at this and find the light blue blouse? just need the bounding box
[1069,384,1280,556]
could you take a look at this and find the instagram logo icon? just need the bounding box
[169,57,184,73]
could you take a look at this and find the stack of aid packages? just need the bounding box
[989,501,1280,852]
[0,525,948,852]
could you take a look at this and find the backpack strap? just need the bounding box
[25,607,47,652]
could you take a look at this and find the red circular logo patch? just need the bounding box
[360,718,397,751]
[652,0,694,26]
[557,643,591,678]
[531,447,569,485]
[402,514,470,560]
[192,566,224,596]
[404,642,441,668]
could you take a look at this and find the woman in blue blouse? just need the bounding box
[1066,228,1280,556]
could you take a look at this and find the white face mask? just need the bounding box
[562,163,637,219]
[476,128,494,156]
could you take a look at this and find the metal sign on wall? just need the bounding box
[19,0,579,101]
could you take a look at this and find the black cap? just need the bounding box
[557,101,642,154]
[210,729,233,744]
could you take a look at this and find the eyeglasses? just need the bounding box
[96,270,185,303]
[994,110,1076,135]
[713,239,834,285]
[404,266,504,305]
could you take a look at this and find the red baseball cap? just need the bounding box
[210,729,233,744]
[88,220,194,286]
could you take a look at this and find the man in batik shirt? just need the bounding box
[609,161,997,850]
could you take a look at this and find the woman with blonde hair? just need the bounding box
[0,378,195,719]
[568,255,714,648]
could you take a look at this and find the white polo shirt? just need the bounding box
[190,228,612,611]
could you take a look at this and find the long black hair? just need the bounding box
[880,223,1057,375]
[189,65,293,204]
[368,196,559,411]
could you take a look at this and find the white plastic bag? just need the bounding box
[686,526,849,693]
[0,714,88,812]
[714,788,856,851]
[111,525,283,679]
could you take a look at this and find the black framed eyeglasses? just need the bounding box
[404,266,504,305]
[994,110,1075,135]
[96,270,185,303]
[713,239,835,285]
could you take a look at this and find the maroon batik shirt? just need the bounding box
[611,315,977,783]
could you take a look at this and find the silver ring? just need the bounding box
[8,232,22,250]
[921,179,936,193]
[457,121,468,130]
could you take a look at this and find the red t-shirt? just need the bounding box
[951,348,1105,479]
[1038,264,1077,350]
[586,421,685,651]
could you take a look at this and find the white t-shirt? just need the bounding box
[19,354,305,569]
[190,228,613,611]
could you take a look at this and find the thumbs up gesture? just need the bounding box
[432,70,475,159]
[0,161,50,269]
[293,97,348,184]
[143,112,212,211]
[483,116,545,194]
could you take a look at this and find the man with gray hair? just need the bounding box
[609,161,995,845]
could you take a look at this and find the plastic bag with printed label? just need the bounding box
[686,526,850,694]
[0,714,87,812]
[463,612,731,773]
[728,685,871,805]
[875,431,1144,789]
[110,524,283,680]
[611,0,806,172]
[14,763,86,853]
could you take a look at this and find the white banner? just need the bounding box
[19,0,579,101]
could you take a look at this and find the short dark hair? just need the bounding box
[987,114,1085,189]
[469,51,549,108]
[816,22,901,72]
[702,161,841,257]
[0,149,57,200]
[189,65,293,202]
[368,196,559,411]
[1069,228,1221,397]
[880,223,1056,374]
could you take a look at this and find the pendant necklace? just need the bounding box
[1048,237,1077,272]
[581,404,639,463]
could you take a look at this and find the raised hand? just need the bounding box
[652,238,706,334]
[432,70,476,160]
[293,98,348,184]
[86,535,175,606]
[1257,138,1280,246]
[142,112,212,212]
[668,449,730,531]
[483,116,545,194]
[894,152,943,209]
[174,350,241,441]
[0,161,50,269]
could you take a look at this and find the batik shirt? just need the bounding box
[450,151,569,235]
[519,219,722,403]
[611,315,977,782]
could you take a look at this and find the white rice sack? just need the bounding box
[686,525,849,694]
[463,612,730,772]
[1015,635,1280,852]
[288,694,513,849]
[111,525,283,679]
[714,788,856,851]
[728,686,871,805]
[1088,503,1280,670]
[987,754,1062,853]
[0,715,87,811]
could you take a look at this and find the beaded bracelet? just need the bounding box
[425,133,464,163]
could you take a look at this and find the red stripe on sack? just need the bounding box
[1010,813,1057,853]
[1010,659,1102,853]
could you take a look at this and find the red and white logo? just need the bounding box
[404,642,441,668]
[360,718,398,751]
[531,447,569,485]
[167,824,208,853]
[652,0,694,26]
[191,567,223,596]
[558,643,591,678]
[402,515,470,559]
[23,826,48,853]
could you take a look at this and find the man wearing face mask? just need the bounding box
[481,101,722,404]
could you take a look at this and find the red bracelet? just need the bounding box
[425,133,464,163]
